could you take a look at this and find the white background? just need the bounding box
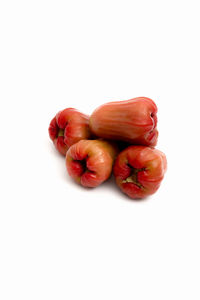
[0,0,200,299]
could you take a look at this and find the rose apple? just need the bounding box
[90,97,158,147]
[49,108,92,156]
[113,146,167,199]
[66,140,118,187]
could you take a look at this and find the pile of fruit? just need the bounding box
[48,97,167,199]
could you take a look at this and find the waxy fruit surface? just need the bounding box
[90,97,158,147]
[49,108,91,155]
[113,145,167,199]
[66,139,118,187]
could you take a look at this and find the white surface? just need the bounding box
[0,0,200,299]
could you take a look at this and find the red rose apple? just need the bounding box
[66,140,118,187]
[49,108,92,156]
[113,146,167,199]
[90,97,158,147]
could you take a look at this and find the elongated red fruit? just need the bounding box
[49,108,92,155]
[66,140,118,187]
[90,97,158,146]
[113,146,167,199]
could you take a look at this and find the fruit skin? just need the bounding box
[113,146,167,199]
[66,140,118,187]
[48,108,92,156]
[90,97,158,147]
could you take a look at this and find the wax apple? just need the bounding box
[66,140,118,187]
[49,108,91,155]
[90,97,158,147]
[113,146,167,199]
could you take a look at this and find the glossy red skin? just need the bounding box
[113,146,167,199]
[90,97,158,147]
[66,140,118,187]
[48,108,91,156]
